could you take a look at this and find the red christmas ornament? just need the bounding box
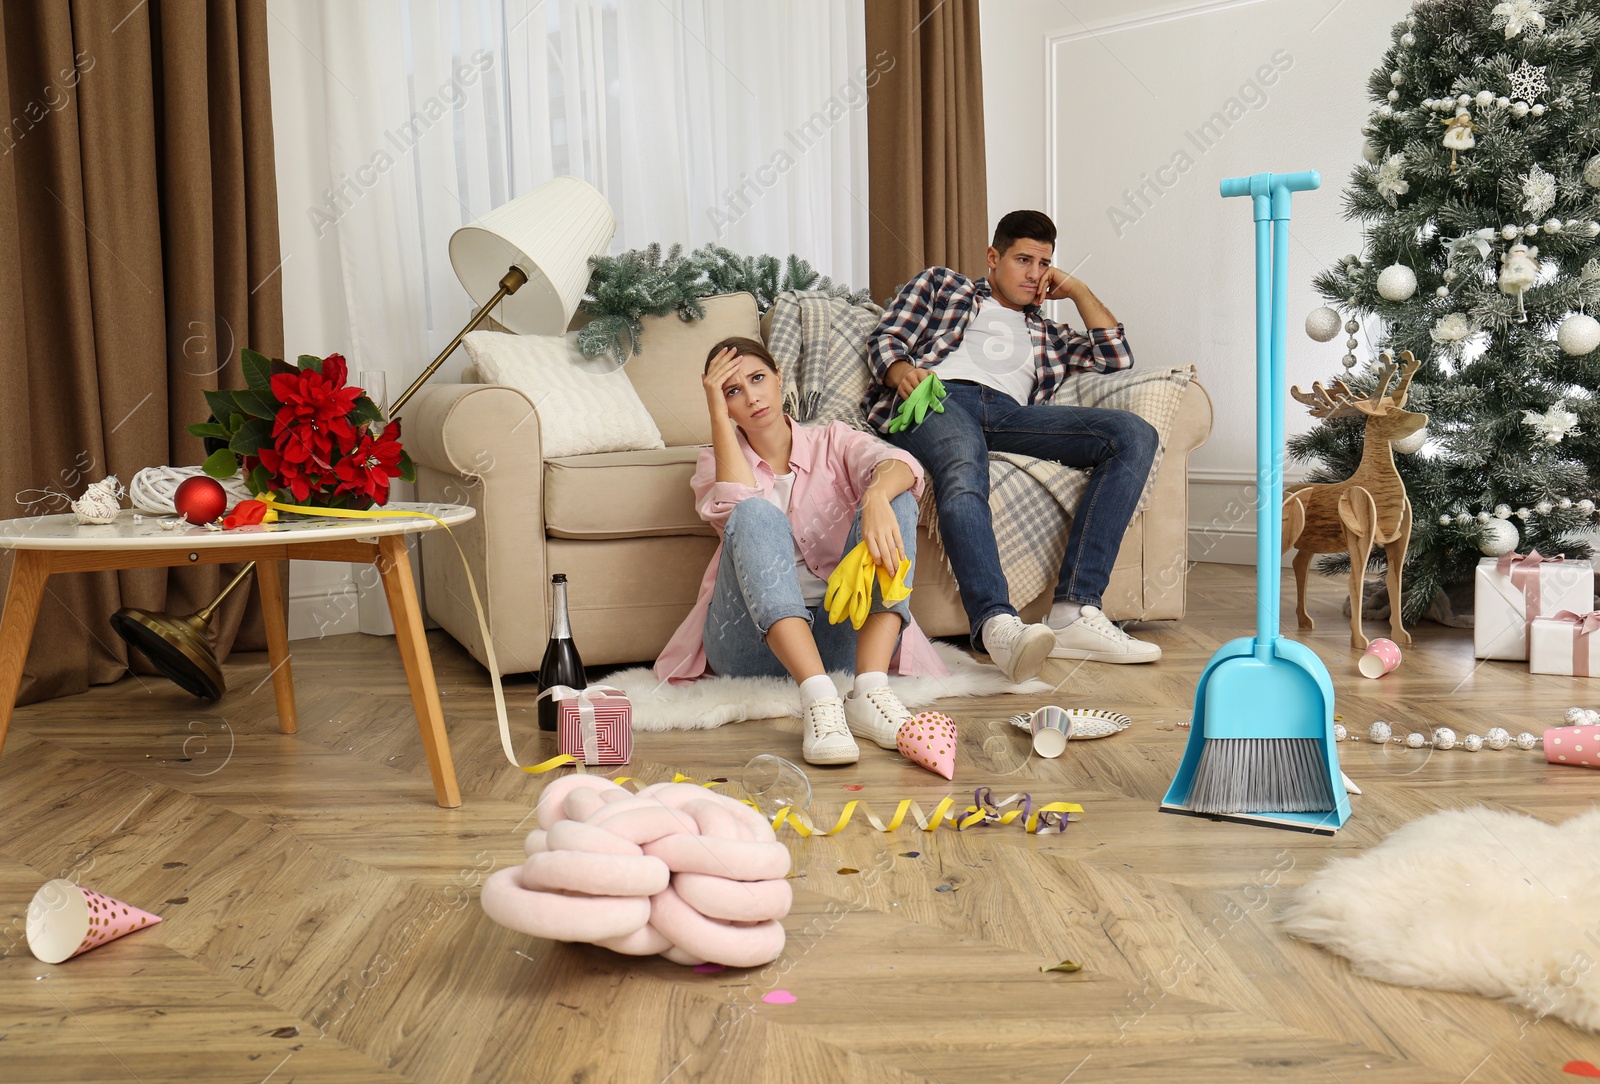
[173,476,228,524]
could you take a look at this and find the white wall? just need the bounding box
[981,0,1403,562]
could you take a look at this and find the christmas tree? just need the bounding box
[1291,0,1600,621]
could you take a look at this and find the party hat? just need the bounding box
[896,711,957,780]
[26,878,162,964]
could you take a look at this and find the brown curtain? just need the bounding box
[0,0,284,706]
[865,0,989,302]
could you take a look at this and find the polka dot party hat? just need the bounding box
[26,878,162,964]
[896,711,957,780]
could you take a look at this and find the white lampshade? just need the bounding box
[449,176,616,335]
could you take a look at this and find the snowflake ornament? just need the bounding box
[1492,0,1546,39]
[1521,164,1557,218]
[1523,401,1580,444]
[1508,61,1548,103]
[1375,154,1410,206]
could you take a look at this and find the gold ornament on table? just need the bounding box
[1282,351,1426,649]
[1441,112,1475,172]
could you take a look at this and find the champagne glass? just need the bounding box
[359,370,388,434]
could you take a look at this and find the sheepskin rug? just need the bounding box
[1280,807,1600,1032]
[606,642,1053,732]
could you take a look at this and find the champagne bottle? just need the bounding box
[538,573,586,732]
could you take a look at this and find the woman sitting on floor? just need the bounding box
[653,336,948,765]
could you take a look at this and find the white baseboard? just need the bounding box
[1187,471,1296,566]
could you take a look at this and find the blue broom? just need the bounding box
[1160,171,1350,835]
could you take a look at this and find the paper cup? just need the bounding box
[1029,705,1074,758]
[26,879,162,964]
[1358,638,1402,679]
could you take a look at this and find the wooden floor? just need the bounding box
[2,562,1599,1083]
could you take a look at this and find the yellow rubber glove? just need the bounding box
[824,542,913,630]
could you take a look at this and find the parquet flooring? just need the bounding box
[2,562,1598,1082]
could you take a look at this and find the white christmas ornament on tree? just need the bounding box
[1305,306,1342,342]
[1430,312,1473,344]
[1584,155,1600,188]
[1376,154,1410,206]
[1558,312,1600,355]
[1521,164,1557,218]
[1523,401,1580,443]
[1479,518,1519,556]
[1498,243,1540,319]
[1377,264,1418,301]
[1392,426,1429,454]
[1441,112,1476,172]
[1492,0,1546,40]
[1509,60,1549,103]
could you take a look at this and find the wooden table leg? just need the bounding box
[376,535,462,808]
[0,550,52,757]
[254,560,298,735]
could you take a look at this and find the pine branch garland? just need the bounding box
[576,243,871,365]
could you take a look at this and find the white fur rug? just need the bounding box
[1280,807,1600,1032]
[606,642,1053,732]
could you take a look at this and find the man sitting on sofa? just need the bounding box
[863,209,1162,684]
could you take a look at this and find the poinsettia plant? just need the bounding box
[188,349,414,509]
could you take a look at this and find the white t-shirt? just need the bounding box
[767,472,830,606]
[934,297,1037,403]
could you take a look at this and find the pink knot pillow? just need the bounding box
[482,775,791,967]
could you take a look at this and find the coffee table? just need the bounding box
[0,503,476,807]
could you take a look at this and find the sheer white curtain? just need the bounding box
[266,0,868,636]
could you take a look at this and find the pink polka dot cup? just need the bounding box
[1358,637,1403,679]
[1544,725,1599,768]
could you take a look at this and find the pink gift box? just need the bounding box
[1529,611,1600,677]
[552,686,631,765]
[1543,725,1600,768]
[1474,551,1594,661]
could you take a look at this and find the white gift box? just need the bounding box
[1528,612,1600,677]
[1473,552,1594,661]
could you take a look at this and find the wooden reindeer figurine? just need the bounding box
[1282,351,1427,649]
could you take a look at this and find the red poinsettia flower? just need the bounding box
[333,421,404,505]
[270,361,361,436]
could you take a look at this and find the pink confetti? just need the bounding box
[842,784,864,791]
[693,963,725,974]
[762,989,798,1004]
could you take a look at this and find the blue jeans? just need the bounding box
[703,493,918,679]
[888,380,1157,645]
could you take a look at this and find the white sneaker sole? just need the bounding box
[803,744,860,765]
[1048,642,1162,664]
[983,625,1055,684]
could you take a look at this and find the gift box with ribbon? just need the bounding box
[1473,551,1594,661]
[1528,611,1600,677]
[539,684,631,765]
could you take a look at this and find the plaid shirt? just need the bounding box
[861,267,1135,434]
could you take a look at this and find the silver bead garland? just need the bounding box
[1334,720,1537,752]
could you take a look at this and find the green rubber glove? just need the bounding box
[886,372,947,434]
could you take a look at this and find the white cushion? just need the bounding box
[462,330,666,458]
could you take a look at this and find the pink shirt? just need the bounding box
[654,418,950,683]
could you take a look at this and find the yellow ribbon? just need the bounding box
[256,496,521,773]
[515,753,1082,835]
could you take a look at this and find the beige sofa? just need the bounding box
[405,293,1213,675]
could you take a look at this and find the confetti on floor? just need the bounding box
[837,868,859,875]
[843,784,864,791]
[936,885,956,893]
[899,851,919,858]
[693,963,725,974]
[762,990,798,1005]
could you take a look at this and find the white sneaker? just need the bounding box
[801,697,859,765]
[981,614,1055,684]
[845,685,912,749]
[1049,605,1162,663]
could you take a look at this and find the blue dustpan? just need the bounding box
[1161,171,1350,835]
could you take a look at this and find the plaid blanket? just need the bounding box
[766,291,1190,608]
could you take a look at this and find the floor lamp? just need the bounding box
[112,177,617,699]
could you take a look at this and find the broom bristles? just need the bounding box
[1186,738,1335,814]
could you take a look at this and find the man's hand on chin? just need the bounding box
[1033,266,1082,306]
